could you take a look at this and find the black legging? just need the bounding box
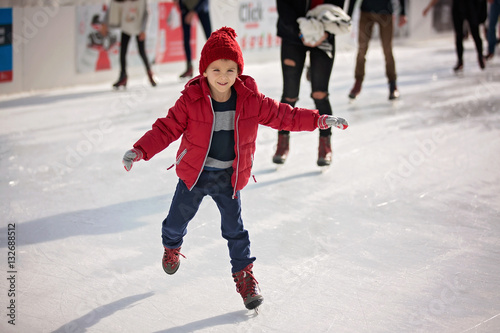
[279,39,335,137]
[452,0,483,62]
[119,31,151,76]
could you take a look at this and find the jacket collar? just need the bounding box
[181,75,255,103]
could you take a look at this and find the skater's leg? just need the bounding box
[487,0,500,56]
[309,45,334,137]
[119,32,131,77]
[181,17,192,67]
[209,169,255,273]
[280,39,307,108]
[162,178,205,249]
[464,2,484,67]
[197,3,212,39]
[273,40,307,161]
[377,13,396,82]
[136,35,151,73]
[354,11,375,82]
[452,4,465,65]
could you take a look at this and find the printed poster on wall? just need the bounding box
[0,8,13,83]
[75,3,157,73]
[75,2,197,74]
[155,2,196,64]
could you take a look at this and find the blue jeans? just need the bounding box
[162,169,255,273]
[487,0,500,55]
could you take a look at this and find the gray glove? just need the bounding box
[122,148,144,171]
[318,115,349,130]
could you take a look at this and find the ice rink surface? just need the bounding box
[1,35,500,332]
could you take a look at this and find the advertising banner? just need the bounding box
[156,1,197,64]
[0,8,13,83]
[210,0,280,53]
[237,1,280,52]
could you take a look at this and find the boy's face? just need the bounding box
[203,59,239,102]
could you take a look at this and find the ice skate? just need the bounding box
[453,61,464,73]
[317,135,332,167]
[112,73,127,90]
[148,70,157,87]
[162,246,185,275]
[272,133,290,164]
[348,79,362,100]
[232,264,263,312]
[179,65,193,79]
[478,56,485,70]
[388,81,400,100]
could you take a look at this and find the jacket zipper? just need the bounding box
[167,148,187,170]
[233,114,241,199]
[190,95,216,191]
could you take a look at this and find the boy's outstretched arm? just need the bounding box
[318,115,349,130]
[122,148,144,171]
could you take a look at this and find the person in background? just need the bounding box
[485,0,500,60]
[347,0,407,101]
[423,0,485,71]
[102,0,157,89]
[121,27,348,311]
[273,0,347,167]
[175,0,212,78]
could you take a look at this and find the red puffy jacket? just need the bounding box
[134,74,320,197]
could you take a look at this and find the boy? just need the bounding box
[122,27,348,311]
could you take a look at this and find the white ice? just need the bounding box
[1,35,500,333]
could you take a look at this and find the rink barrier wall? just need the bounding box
[0,0,439,96]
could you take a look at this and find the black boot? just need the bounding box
[478,55,485,70]
[148,70,157,87]
[389,80,400,100]
[112,72,127,89]
[453,60,464,72]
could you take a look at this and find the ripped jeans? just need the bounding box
[279,39,335,137]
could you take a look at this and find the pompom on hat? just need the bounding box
[199,26,244,75]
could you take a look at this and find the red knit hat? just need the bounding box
[199,27,244,75]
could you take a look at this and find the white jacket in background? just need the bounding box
[107,0,148,36]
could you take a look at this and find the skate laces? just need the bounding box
[233,265,259,299]
[163,247,185,266]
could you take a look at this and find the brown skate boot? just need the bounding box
[232,264,264,310]
[272,133,290,164]
[162,246,185,275]
[348,79,362,99]
[317,135,332,166]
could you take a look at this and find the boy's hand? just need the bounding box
[318,115,348,130]
[122,148,143,171]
